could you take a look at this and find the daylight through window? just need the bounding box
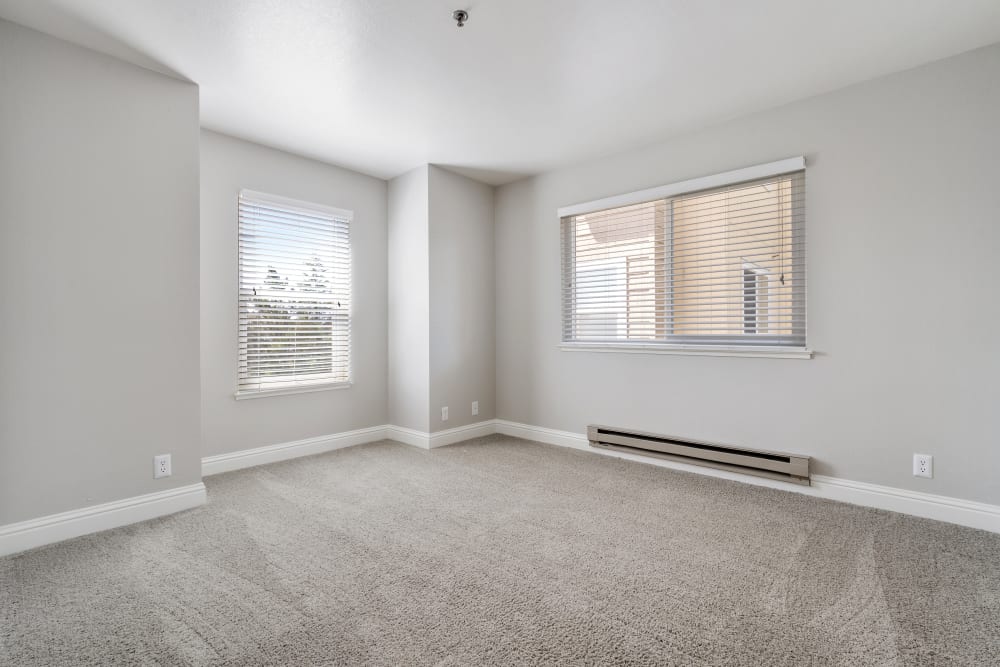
[237,190,352,396]
[561,169,805,350]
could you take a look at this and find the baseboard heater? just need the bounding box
[587,425,811,485]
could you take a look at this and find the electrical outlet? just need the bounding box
[441,406,449,421]
[913,454,933,479]
[472,401,479,416]
[154,454,172,479]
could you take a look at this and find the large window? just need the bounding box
[237,190,352,397]
[560,159,806,354]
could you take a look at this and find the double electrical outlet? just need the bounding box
[913,453,933,479]
[441,401,479,422]
[154,454,172,479]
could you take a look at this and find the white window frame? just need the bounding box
[558,157,810,359]
[235,189,354,399]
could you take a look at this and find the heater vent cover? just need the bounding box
[588,425,810,485]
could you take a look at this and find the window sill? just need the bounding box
[559,342,812,359]
[234,381,353,400]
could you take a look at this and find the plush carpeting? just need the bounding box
[2,436,999,666]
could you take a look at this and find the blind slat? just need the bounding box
[561,171,805,347]
[238,191,352,393]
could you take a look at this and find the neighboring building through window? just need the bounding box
[560,160,805,351]
[574,260,626,340]
[742,262,771,335]
[237,190,352,397]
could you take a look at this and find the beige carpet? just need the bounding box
[2,435,999,666]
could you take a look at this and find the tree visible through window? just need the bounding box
[237,191,352,396]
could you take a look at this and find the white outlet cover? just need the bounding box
[913,454,933,479]
[154,454,172,479]
[441,406,449,421]
[472,401,479,416]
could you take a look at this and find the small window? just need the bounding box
[237,190,352,397]
[560,162,805,352]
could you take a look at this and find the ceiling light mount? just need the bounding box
[452,10,468,28]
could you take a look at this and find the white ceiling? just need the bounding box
[3,1,1000,185]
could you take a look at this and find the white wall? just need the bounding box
[0,20,201,524]
[387,166,430,432]
[200,130,387,457]
[495,44,1000,505]
[428,166,495,431]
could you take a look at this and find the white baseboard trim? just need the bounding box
[202,425,388,476]
[430,420,497,448]
[0,483,207,557]
[7,422,993,558]
[386,424,431,449]
[495,419,586,450]
[202,420,498,475]
[385,420,496,449]
[809,475,1000,534]
[494,420,1000,534]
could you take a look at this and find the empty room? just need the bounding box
[2,1,999,664]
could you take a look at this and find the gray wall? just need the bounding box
[387,165,496,433]
[387,166,430,432]
[200,130,388,457]
[428,166,495,431]
[495,44,1000,505]
[0,20,201,524]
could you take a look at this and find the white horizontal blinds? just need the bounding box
[561,170,805,347]
[238,191,351,394]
